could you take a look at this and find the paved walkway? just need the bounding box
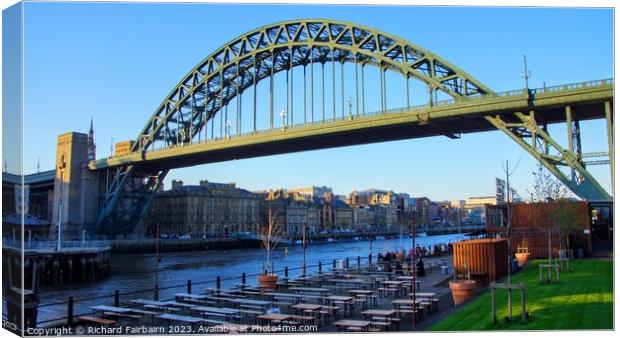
[317,255,456,332]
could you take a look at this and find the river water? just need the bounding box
[36,233,466,325]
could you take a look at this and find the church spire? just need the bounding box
[87,117,96,160]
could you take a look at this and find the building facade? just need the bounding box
[145,180,261,237]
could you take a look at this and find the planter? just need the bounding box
[449,280,476,306]
[516,252,530,267]
[395,252,405,262]
[257,274,278,292]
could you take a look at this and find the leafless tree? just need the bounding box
[551,199,582,252]
[527,163,569,202]
[259,207,283,274]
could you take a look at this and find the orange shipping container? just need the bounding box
[452,238,508,287]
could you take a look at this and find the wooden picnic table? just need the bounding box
[130,299,183,313]
[264,292,303,302]
[191,306,240,315]
[347,289,375,306]
[333,319,372,331]
[289,287,330,295]
[361,308,397,322]
[328,278,365,284]
[408,292,436,299]
[397,276,421,289]
[382,280,404,287]
[292,303,322,312]
[392,298,423,317]
[165,301,198,309]
[292,303,322,321]
[130,299,170,307]
[257,313,293,324]
[327,278,365,291]
[191,306,240,322]
[231,298,272,308]
[392,299,423,307]
[174,293,208,301]
[91,305,133,314]
[156,313,205,324]
[325,295,355,316]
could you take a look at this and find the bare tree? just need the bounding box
[259,207,283,274]
[528,163,573,263]
[528,163,569,202]
[551,199,582,253]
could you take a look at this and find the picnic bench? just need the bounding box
[539,263,560,282]
[156,313,206,324]
[333,319,376,332]
[78,316,117,326]
[361,309,399,331]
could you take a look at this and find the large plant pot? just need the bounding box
[516,253,530,268]
[257,274,279,292]
[395,252,405,262]
[449,280,476,306]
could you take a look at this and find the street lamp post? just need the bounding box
[56,156,66,251]
[280,107,288,130]
[412,215,416,330]
[225,120,231,139]
[347,97,353,119]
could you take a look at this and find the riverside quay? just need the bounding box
[2,2,614,336]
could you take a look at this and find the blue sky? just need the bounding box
[15,2,614,200]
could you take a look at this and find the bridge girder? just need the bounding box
[485,101,613,201]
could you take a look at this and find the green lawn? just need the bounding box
[429,259,613,331]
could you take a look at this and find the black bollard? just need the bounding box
[318,262,322,273]
[216,276,221,290]
[187,280,192,294]
[357,256,361,269]
[67,296,74,326]
[242,272,246,286]
[346,257,350,268]
[285,267,289,278]
[154,284,159,301]
[333,259,336,269]
[114,290,120,307]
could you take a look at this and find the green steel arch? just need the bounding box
[134,19,493,154]
[96,19,495,234]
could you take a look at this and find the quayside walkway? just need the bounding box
[36,254,458,333]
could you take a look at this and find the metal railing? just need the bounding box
[32,253,385,327]
[2,239,111,250]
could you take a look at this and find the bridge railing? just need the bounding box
[531,78,614,95]
[140,78,612,154]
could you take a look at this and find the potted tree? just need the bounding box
[257,207,282,291]
[515,244,530,268]
[449,263,476,306]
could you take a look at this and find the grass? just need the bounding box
[429,258,613,331]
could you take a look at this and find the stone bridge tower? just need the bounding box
[51,123,99,241]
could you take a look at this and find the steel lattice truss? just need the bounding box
[485,109,612,201]
[136,19,493,154]
[95,19,494,234]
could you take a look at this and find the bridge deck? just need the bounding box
[89,80,613,172]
